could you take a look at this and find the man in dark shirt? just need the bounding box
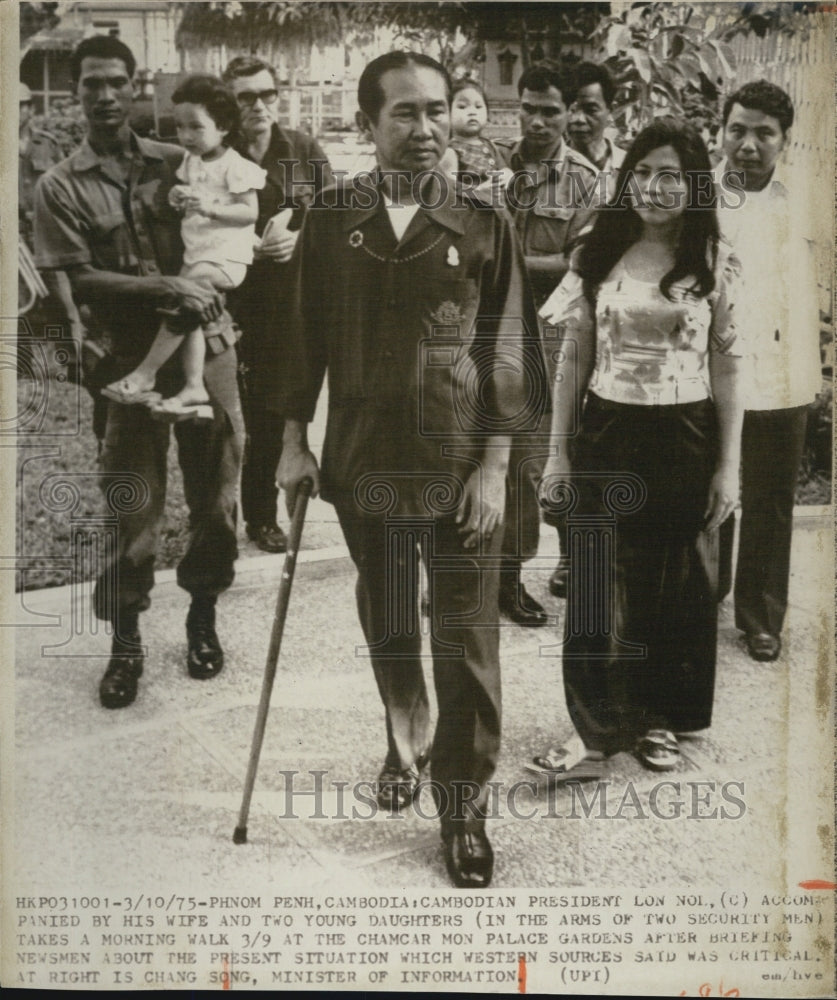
[276,52,544,887]
[34,36,244,709]
[222,56,334,553]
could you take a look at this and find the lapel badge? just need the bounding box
[431,300,465,325]
[446,245,460,267]
[349,230,364,248]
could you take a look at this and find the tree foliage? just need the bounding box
[590,4,738,137]
[173,1,818,119]
[175,2,360,53]
[20,1,61,44]
[173,1,611,79]
[591,2,819,138]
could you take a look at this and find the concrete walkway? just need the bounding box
[10,504,833,893]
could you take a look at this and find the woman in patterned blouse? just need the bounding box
[532,118,744,777]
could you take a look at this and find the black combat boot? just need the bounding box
[186,595,224,679]
[99,615,143,709]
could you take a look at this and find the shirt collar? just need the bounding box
[510,136,566,182]
[72,131,163,172]
[715,156,788,199]
[340,169,467,235]
[600,136,622,170]
[236,123,293,162]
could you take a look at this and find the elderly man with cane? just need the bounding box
[275,51,544,887]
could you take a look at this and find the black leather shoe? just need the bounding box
[376,750,430,811]
[99,630,144,709]
[745,632,781,662]
[443,829,494,888]
[186,599,224,679]
[549,561,569,598]
[498,581,548,627]
[247,523,287,553]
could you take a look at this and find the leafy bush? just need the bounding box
[34,98,85,156]
[590,3,736,139]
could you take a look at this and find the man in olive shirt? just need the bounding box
[35,36,243,709]
[496,62,600,622]
[566,61,625,200]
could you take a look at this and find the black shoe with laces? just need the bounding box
[186,598,224,679]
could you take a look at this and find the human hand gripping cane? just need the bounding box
[233,477,314,844]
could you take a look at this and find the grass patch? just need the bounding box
[15,374,833,591]
[16,375,190,591]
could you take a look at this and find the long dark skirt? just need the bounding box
[563,393,721,755]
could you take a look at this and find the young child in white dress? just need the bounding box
[103,75,266,419]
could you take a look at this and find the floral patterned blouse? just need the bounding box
[540,245,743,406]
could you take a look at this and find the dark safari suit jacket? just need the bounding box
[275,172,546,517]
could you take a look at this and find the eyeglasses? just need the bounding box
[236,89,279,108]
[521,102,564,119]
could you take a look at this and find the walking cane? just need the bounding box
[233,476,314,844]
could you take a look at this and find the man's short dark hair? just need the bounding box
[71,35,137,84]
[517,61,577,105]
[574,61,615,107]
[358,51,451,124]
[172,75,240,136]
[221,55,278,86]
[722,79,794,134]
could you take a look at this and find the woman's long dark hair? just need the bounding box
[577,118,719,303]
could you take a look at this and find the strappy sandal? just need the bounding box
[636,729,680,772]
[526,743,604,783]
[149,396,213,423]
[101,378,161,406]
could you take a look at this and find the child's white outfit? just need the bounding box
[176,147,266,287]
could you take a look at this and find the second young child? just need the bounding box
[446,79,512,198]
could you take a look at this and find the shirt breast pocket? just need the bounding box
[528,204,573,254]
[88,210,138,272]
[136,179,184,274]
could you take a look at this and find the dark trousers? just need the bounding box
[240,386,284,530]
[230,261,286,531]
[93,346,244,627]
[335,505,503,833]
[500,416,551,572]
[734,406,808,638]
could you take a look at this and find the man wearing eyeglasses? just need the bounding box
[221,57,334,555]
[495,62,600,625]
